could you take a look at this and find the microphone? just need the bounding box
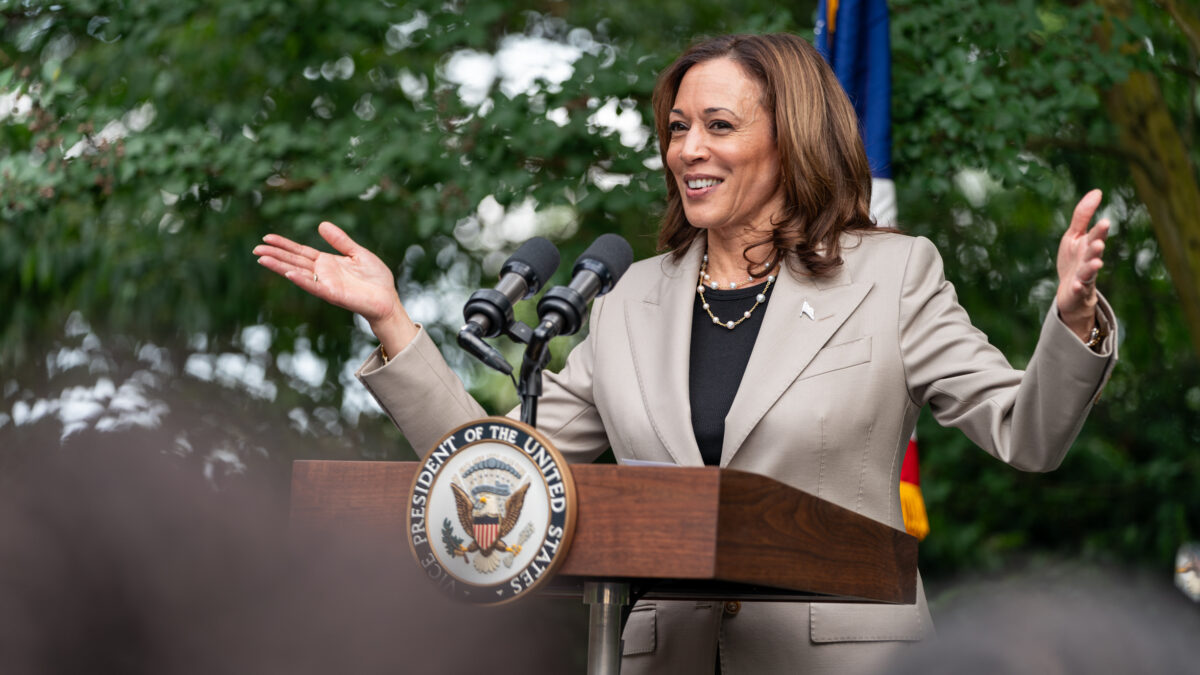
[535,233,634,340]
[460,237,560,339]
[458,237,560,373]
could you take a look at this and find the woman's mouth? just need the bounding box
[684,177,723,196]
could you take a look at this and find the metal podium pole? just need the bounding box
[583,581,630,675]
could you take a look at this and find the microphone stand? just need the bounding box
[458,311,547,427]
[517,325,551,427]
[517,311,573,427]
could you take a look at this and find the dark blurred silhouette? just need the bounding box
[886,569,1200,675]
[0,440,585,674]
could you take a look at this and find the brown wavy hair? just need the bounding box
[653,33,878,278]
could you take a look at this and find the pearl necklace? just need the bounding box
[697,254,776,330]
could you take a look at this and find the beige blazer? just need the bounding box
[358,232,1117,674]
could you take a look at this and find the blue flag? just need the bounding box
[815,0,893,181]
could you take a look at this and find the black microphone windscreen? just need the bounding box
[506,237,561,286]
[576,233,633,279]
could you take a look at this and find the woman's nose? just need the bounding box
[679,127,708,163]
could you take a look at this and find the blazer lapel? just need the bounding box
[720,263,874,466]
[625,243,705,466]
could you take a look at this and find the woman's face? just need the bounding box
[666,57,784,238]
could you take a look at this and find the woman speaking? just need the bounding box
[255,33,1116,675]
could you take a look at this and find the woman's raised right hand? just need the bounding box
[254,221,418,355]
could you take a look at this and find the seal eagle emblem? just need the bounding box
[448,456,531,573]
[407,417,576,604]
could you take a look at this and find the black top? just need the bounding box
[688,281,774,466]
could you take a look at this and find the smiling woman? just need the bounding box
[665,58,784,278]
[654,34,877,284]
[256,32,1119,675]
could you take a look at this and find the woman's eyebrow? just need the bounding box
[669,106,740,117]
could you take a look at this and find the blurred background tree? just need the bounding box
[2,0,1197,582]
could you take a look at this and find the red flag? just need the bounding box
[899,433,929,540]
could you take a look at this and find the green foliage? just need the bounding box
[891,0,1136,198]
[887,0,1200,578]
[2,0,1198,582]
[0,0,668,371]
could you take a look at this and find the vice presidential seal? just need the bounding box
[407,417,576,604]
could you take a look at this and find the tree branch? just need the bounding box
[1025,135,1160,182]
[1162,0,1200,59]
[1165,63,1200,81]
[1162,1,1200,147]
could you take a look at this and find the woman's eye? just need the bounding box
[710,120,733,130]
[668,121,687,132]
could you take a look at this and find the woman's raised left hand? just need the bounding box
[1056,189,1111,342]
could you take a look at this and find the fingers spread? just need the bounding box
[254,244,313,270]
[1087,218,1111,243]
[263,233,322,260]
[319,221,361,257]
[1068,189,1103,235]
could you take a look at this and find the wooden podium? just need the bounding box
[291,460,917,673]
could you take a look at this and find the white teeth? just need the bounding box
[686,178,722,189]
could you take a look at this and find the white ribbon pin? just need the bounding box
[801,300,816,321]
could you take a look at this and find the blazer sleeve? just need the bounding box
[355,298,612,462]
[899,236,1118,472]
